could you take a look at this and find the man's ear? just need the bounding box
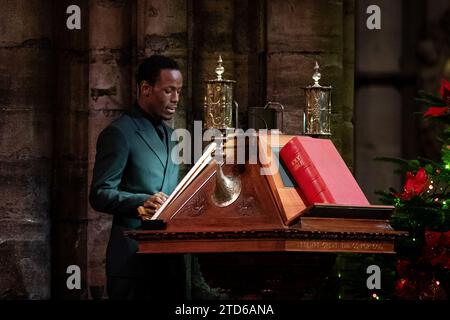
[140,81,153,96]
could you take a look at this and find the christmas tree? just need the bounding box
[376,79,450,300]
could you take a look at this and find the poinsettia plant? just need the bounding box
[376,79,450,299]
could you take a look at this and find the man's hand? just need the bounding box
[137,192,169,220]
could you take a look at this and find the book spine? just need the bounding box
[280,138,335,205]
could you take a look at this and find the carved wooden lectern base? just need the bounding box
[127,163,404,255]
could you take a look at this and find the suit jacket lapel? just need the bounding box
[129,106,168,167]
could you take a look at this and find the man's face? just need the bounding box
[140,69,183,121]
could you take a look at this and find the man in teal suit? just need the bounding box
[89,55,184,299]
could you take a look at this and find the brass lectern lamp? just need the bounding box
[203,55,242,207]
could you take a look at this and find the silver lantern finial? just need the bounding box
[312,61,321,87]
[215,55,224,80]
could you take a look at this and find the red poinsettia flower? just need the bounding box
[395,168,429,201]
[424,106,449,117]
[423,79,450,117]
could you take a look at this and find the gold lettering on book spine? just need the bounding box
[290,152,305,171]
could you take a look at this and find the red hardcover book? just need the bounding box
[279,136,370,206]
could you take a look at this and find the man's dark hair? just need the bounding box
[136,55,180,86]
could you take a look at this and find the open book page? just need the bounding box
[151,142,217,220]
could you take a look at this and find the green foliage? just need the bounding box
[415,90,447,106]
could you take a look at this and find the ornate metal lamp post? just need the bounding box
[203,55,241,207]
[302,62,332,137]
[203,55,238,131]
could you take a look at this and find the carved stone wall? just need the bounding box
[52,0,90,300]
[0,0,53,299]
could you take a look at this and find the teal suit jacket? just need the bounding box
[89,104,179,277]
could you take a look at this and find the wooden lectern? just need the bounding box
[127,133,406,299]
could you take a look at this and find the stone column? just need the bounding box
[0,0,53,299]
[52,0,90,299]
[233,0,266,128]
[354,0,403,203]
[342,0,355,169]
[87,0,134,299]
